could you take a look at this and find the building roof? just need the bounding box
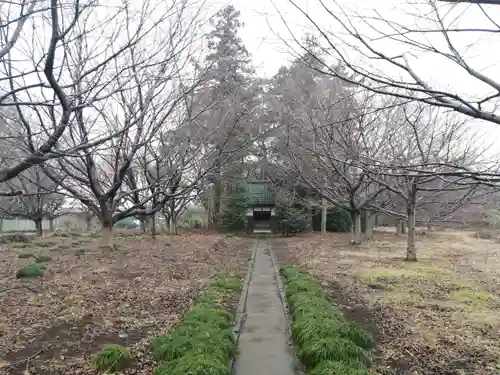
[245,180,275,206]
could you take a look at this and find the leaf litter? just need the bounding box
[0,232,252,375]
[273,230,500,375]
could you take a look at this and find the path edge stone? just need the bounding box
[229,239,257,372]
[267,240,306,375]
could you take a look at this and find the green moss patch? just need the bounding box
[149,273,241,375]
[92,344,132,373]
[16,264,46,278]
[280,265,376,373]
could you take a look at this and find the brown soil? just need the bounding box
[271,231,500,375]
[0,231,252,375]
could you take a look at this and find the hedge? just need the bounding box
[280,265,376,374]
[149,274,242,375]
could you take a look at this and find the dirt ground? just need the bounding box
[273,229,500,375]
[0,231,251,375]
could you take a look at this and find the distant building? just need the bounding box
[244,180,277,233]
[55,211,99,231]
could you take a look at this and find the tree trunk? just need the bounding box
[169,212,177,235]
[213,181,222,229]
[0,218,3,232]
[354,212,362,244]
[101,223,114,248]
[35,219,43,237]
[395,220,402,235]
[321,197,327,234]
[307,195,314,232]
[406,204,417,261]
[151,213,156,239]
[350,212,356,244]
[401,220,407,234]
[49,218,54,232]
[140,218,147,233]
[85,214,92,232]
[364,211,374,240]
[427,223,434,232]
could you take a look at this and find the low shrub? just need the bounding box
[92,344,132,373]
[280,265,376,373]
[276,204,309,236]
[312,208,352,233]
[16,264,46,278]
[150,273,241,374]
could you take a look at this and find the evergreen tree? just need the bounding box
[220,184,250,234]
[276,203,309,237]
[205,5,253,94]
[197,6,258,228]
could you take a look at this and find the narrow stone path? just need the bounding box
[233,239,297,375]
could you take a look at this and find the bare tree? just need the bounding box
[365,101,487,260]
[277,0,500,128]
[36,0,215,246]
[268,57,391,243]
[0,0,103,183]
[0,165,64,236]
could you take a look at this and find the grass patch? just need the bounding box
[53,231,83,238]
[35,254,52,263]
[11,243,31,249]
[18,252,34,259]
[16,264,46,278]
[452,287,496,308]
[310,360,376,375]
[33,241,57,248]
[154,351,231,375]
[299,337,371,369]
[354,263,446,285]
[281,264,375,372]
[150,273,241,374]
[75,248,85,256]
[92,344,132,373]
[0,233,31,243]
